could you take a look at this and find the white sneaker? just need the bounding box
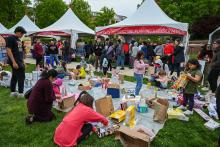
[10,92,18,97]
[183,110,193,115]
[17,93,24,98]
[177,105,186,110]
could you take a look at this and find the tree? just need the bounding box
[70,0,93,29]
[95,7,115,26]
[0,0,31,28]
[35,0,67,28]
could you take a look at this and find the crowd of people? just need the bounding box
[2,26,220,146]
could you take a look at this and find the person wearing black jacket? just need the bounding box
[208,39,220,93]
[48,41,59,67]
[93,37,104,70]
[170,38,185,77]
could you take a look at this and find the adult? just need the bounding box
[146,43,156,63]
[130,42,139,68]
[208,39,220,94]
[33,39,44,67]
[48,41,59,67]
[116,39,125,70]
[26,69,58,124]
[104,38,110,50]
[170,39,185,77]
[123,42,130,65]
[141,42,148,60]
[94,37,104,71]
[6,26,27,97]
[62,40,71,63]
[106,42,114,71]
[164,40,174,70]
[154,42,164,57]
[84,41,93,59]
[134,51,148,95]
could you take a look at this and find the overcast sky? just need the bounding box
[63,0,143,17]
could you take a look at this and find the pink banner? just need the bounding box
[96,26,187,36]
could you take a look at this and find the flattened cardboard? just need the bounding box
[115,126,150,147]
[95,95,114,117]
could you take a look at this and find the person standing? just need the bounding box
[6,26,27,97]
[208,39,220,94]
[134,51,148,95]
[154,42,164,57]
[170,39,185,77]
[164,40,174,70]
[33,39,44,67]
[48,41,59,67]
[63,40,70,63]
[130,42,139,68]
[94,37,104,71]
[106,42,114,71]
[116,39,125,70]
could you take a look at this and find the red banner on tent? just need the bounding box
[37,31,70,36]
[96,26,187,36]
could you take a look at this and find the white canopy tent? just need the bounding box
[0,23,8,34]
[8,15,40,34]
[96,0,188,36]
[39,8,95,49]
[209,26,220,44]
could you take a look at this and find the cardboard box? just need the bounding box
[58,94,75,109]
[95,95,114,117]
[115,126,150,147]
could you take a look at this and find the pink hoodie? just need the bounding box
[134,59,148,75]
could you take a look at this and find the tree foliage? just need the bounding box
[35,0,67,28]
[95,7,115,26]
[70,0,93,29]
[0,0,31,28]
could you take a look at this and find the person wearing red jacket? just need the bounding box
[54,91,108,147]
[163,40,174,70]
[34,40,44,66]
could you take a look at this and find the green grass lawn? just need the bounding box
[0,64,219,147]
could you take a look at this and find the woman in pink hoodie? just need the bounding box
[54,91,108,147]
[134,51,148,95]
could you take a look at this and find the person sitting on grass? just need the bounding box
[53,78,63,100]
[178,59,203,115]
[155,70,169,89]
[26,69,58,124]
[56,61,70,79]
[54,91,108,147]
[74,65,86,79]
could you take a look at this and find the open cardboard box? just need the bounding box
[115,126,151,147]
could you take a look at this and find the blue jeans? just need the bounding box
[134,73,143,95]
[50,54,59,67]
[117,55,125,68]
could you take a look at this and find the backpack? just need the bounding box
[102,58,108,68]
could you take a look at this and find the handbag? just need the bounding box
[24,88,32,99]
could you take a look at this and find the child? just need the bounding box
[54,91,108,146]
[75,65,86,79]
[100,50,108,76]
[80,56,87,69]
[178,59,203,115]
[134,51,148,95]
[155,56,169,75]
[155,70,169,89]
[0,71,12,87]
[53,78,63,100]
[56,62,69,79]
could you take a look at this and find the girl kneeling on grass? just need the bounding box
[178,59,203,115]
[54,91,108,147]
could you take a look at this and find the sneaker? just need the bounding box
[25,114,35,125]
[17,93,24,98]
[120,67,124,70]
[177,105,187,110]
[10,92,18,97]
[183,110,193,115]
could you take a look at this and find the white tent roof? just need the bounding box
[0,23,8,34]
[8,15,40,34]
[209,26,220,44]
[40,8,94,35]
[96,0,188,34]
